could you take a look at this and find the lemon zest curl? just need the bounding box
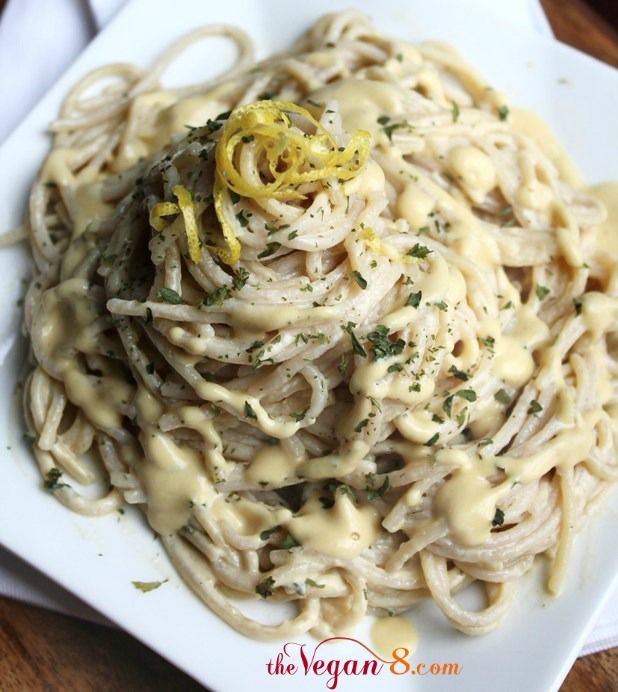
[148,101,371,268]
[148,185,202,263]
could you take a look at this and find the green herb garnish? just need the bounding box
[367,325,405,360]
[338,354,348,378]
[494,388,511,405]
[448,365,469,381]
[260,526,279,541]
[481,335,495,353]
[366,474,390,501]
[232,267,250,290]
[44,467,68,491]
[377,115,407,141]
[443,389,477,418]
[407,243,431,259]
[256,576,275,598]
[292,408,308,422]
[258,242,281,258]
[492,508,505,526]
[351,270,367,290]
[335,484,357,501]
[406,291,422,308]
[203,285,230,306]
[354,418,369,433]
[527,400,543,416]
[342,322,367,357]
[451,101,460,123]
[244,401,258,419]
[132,580,166,593]
[280,534,299,549]
[424,432,440,447]
[157,287,183,304]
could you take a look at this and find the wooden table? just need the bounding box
[1,1,617,690]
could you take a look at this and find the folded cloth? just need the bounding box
[0,0,615,657]
[0,545,110,627]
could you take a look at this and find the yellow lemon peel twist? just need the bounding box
[212,100,370,265]
[149,201,179,232]
[148,100,370,267]
[214,100,371,200]
[148,185,202,263]
[172,185,201,263]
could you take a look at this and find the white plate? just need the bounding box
[1,1,617,690]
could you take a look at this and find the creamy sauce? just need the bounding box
[516,179,554,211]
[351,355,434,408]
[486,305,549,388]
[298,440,369,480]
[41,151,113,236]
[212,496,291,536]
[397,185,435,228]
[40,149,78,187]
[510,108,582,187]
[245,444,301,486]
[587,183,618,258]
[175,405,228,482]
[133,388,216,534]
[308,78,406,142]
[195,381,299,439]
[436,412,600,545]
[71,181,114,236]
[469,397,503,439]
[394,409,441,445]
[448,145,496,202]
[396,169,501,268]
[371,616,417,658]
[580,292,618,341]
[435,450,500,546]
[343,159,386,197]
[32,278,133,430]
[138,427,213,534]
[113,91,230,170]
[285,495,379,559]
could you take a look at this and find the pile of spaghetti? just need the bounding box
[22,11,618,639]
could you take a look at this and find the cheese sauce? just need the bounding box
[510,108,582,187]
[32,279,133,431]
[245,444,301,486]
[587,183,618,258]
[371,616,417,658]
[308,79,406,142]
[285,494,380,559]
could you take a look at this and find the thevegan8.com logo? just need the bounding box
[265,637,462,689]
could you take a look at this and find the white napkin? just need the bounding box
[0,0,615,657]
[0,0,125,143]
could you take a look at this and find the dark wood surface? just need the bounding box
[1,1,617,691]
[542,0,618,67]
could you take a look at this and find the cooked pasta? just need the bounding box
[20,10,618,640]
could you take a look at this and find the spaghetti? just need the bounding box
[20,11,618,640]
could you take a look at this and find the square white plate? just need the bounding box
[0,1,617,690]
